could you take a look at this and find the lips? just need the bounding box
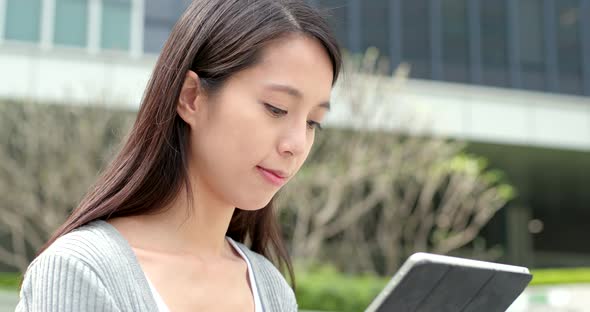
[256,166,289,186]
[260,167,287,178]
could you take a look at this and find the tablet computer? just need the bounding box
[365,252,532,312]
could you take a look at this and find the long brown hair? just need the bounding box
[35,0,341,287]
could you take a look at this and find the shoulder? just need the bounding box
[231,240,298,311]
[23,220,130,289]
[17,221,124,311]
[36,220,124,270]
[18,220,154,311]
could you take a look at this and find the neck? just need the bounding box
[131,179,236,259]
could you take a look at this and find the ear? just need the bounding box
[177,70,203,126]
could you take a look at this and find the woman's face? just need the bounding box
[185,34,334,210]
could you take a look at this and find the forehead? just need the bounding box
[232,35,334,102]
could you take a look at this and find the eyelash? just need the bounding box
[264,103,323,131]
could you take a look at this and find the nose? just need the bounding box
[277,121,308,157]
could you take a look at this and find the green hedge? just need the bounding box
[0,272,20,290]
[296,266,387,312]
[2,267,590,310]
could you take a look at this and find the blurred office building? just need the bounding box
[313,0,590,269]
[0,0,589,268]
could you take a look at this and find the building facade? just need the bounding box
[317,0,590,97]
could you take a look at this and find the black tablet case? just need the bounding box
[372,261,532,312]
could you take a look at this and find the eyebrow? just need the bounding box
[266,83,331,111]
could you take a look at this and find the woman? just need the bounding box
[16,0,341,311]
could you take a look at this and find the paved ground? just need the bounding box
[0,290,17,311]
[507,284,590,312]
[2,284,590,311]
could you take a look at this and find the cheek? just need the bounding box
[189,99,281,209]
[222,105,274,159]
[199,96,264,153]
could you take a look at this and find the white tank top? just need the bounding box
[144,237,262,312]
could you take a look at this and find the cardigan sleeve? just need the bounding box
[15,253,120,312]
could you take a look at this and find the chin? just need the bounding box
[234,194,275,211]
[236,205,268,211]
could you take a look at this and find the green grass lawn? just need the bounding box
[530,267,590,285]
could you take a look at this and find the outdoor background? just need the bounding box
[1,0,590,311]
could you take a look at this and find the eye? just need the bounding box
[307,120,323,131]
[264,103,287,117]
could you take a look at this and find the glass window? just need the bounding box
[317,0,350,51]
[557,0,583,95]
[143,0,187,53]
[5,0,42,42]
[519,0,546,91]
[531,153,590,255]
[306,0,319,7]
[401,0,431,79]
[442,0,469,82]
[360,0,391,72]
[54,0,88,47]
[101,0,131,51]
[480,1,509,87]
[143,22,173,53]
[145,0,184,21]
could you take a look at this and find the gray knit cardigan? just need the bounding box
[15,220,297,311]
